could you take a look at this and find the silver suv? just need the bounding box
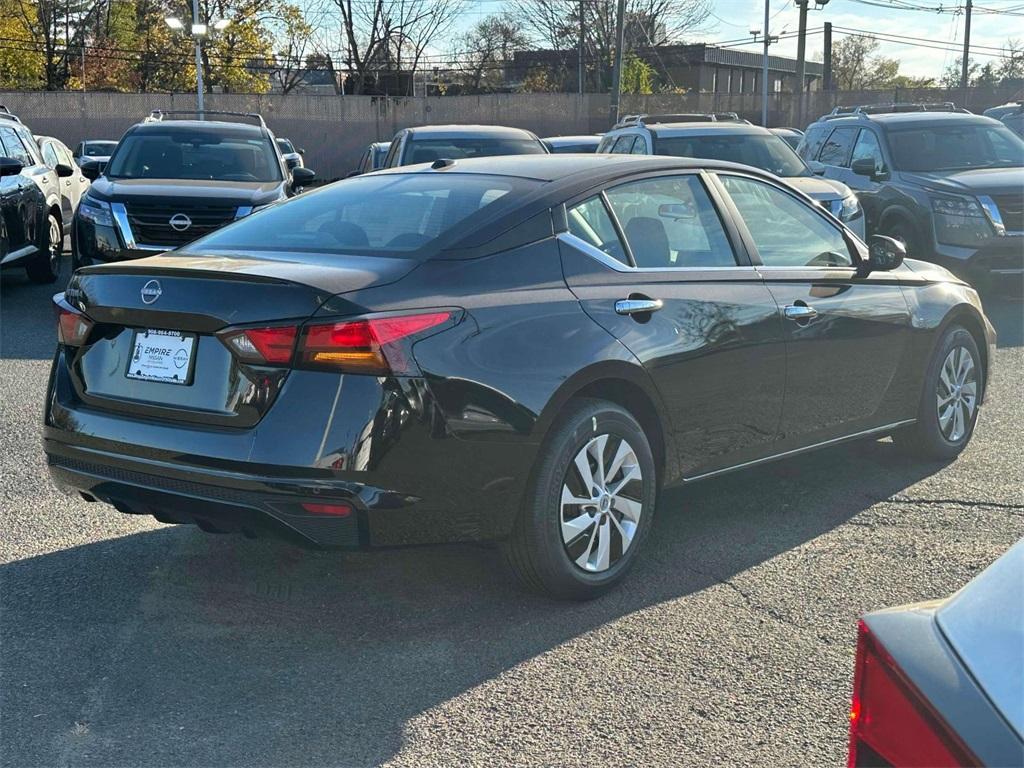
[598,114,866,239]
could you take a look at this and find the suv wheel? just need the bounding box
[503,398,657,600]
[882,218,921,259]
[26,213,62,284]
[893,325,982,460]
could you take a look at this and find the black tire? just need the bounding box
[503,398,657,600]
[893,325,983,460]
[26,213,62,284]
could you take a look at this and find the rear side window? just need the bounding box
[567,196,629,265]
[605,175,736,269]
[186,173,539,258]
[818,126,859,166]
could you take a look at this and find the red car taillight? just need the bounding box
[848,620,979,768]
[53,300,94,346]
[299,312,452,374]
[217,311,454,374]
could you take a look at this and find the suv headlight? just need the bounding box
[931,194,993,247]
[77,194,113,227]
[838,193,862,222]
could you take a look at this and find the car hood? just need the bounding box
[936,538,1023,740]
[784,175,850,201]
[902,166,1024,197]
[86,177,285,207]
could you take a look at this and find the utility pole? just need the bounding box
[578,0,585,95]
[761,0,770,126]
[192,0,205,116]
[823,22,833,92]
[794,0,809,127]
[608,0,627,125]
[960,0,972,107]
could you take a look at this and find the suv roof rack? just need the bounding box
[144,109,267,128]
[822,102,971,120]
[0,105,22,123]
[614,112,748,128]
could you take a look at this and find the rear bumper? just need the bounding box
[44,347,539,549]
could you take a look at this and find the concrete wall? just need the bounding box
[2,87,1019,182]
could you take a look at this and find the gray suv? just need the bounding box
[798,104,1024,289]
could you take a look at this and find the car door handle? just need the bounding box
[784,304,818,321]
[615,299,663,315]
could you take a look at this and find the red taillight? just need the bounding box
[55,304,94,346]
[218,325,298,365]
[300,502,352,517]
[848,620,978,768]
[298,311,452,374]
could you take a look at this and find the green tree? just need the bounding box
[0,0,45,88]
[829,35,928,91]
[620,54,654,94]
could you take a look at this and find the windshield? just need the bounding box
[404,137,546,164]
[84,141,117,156]
[656,133,809,177]
[105,130,282,182]
[182,173,539,258]
[276,138,295,154]
[888,123,1024,171]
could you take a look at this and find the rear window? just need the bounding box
[403,137,545,164]
[106,129,282,182]
[183,173,539,257]
[655,133,808,177]
[84,141,117,156]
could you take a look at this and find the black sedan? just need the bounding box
[44,155,995,599]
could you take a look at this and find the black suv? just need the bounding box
[73,110,315,267]
[798,103,1024,289]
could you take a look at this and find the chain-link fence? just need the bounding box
[2,87,1019,181]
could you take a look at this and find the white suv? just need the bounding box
[598,114,866,239]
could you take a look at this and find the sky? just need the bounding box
[445,0,1023,80]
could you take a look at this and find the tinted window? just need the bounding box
[186,174,536,258]
[851,129,884,173]
[567,196,629,265]
[0,127,31,165]
[83,141,117,157]
[105,130,282,181]
[656,133,807,177]
[606,176,736,269]
[404,137,545,164]
[799,123,831,160]
[888,123,1024,171]
[720,175,851,267]
[818,127,858,166]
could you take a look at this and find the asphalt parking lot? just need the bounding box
[1,257,1022,768]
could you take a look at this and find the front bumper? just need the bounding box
[44,346,538,549]
[931,235,1024,286]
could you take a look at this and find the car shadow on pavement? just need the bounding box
[0,437,950,767]
[0,256,72,361]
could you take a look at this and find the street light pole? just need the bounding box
[608,0,627,126]
[761,0,770,127]
[192,0,205,116]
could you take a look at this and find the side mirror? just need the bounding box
[298,148,305,155]
[80,161,101,181]
[658,202,696,221]
[0,157,23,177]
[862,234,905,274]
[55,163,74,178]
[851,157,879,179]
[291,166,316,186]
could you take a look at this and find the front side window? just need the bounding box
[888,123,1024,171]
[567,196,629,265]
[851,129,885,173]
[630,136,648,154]
[611,135,637,154]
[184,173,536,258]
[818,126,858,166]
[605,175,736,269]
[403,137,545,165]
[41,142,60,168]
[719,175,852,267]
[105,130,282,182]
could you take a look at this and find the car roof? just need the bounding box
[405,124,539,140]
[646,122,769,137]
[821,112,1000,129]
[543,135,602,144]
[130,119,266,137]
[373,153,760,184]
[769,127,802,135]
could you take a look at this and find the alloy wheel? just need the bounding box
[560,434,643,573]
[936,345,977,442]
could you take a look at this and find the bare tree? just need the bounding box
[456,12,530,92]
[270,2,316,93]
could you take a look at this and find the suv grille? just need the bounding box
[126,202,239,247]
[993,195,1023,233]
